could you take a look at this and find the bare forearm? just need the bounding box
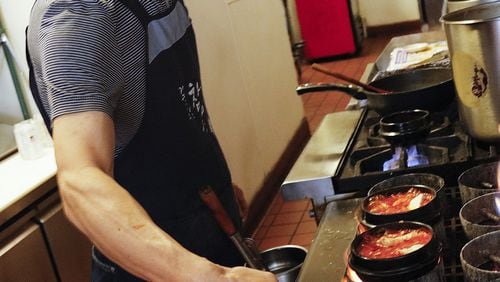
[51,112,275,281]
[58,166,221,281]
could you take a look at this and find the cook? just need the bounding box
[26,0,276,281]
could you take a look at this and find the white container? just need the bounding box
[13,119,45,160]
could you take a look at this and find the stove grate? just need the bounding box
[342,185,468,282]
[442,185,466,282]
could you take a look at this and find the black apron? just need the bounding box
[27,1,243,280]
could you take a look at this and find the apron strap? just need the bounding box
[117,0,150,27]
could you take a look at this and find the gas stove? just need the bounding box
[282,101,499,222]
[299,185,468,282]
[285,102,500,281]
[282,32,500,282]
[333,101,499,196]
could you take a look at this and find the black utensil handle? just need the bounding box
[312,63,389,93]
[296,82,368,100]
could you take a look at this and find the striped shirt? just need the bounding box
[27,0,179,153]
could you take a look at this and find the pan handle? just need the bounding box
[296,83,368,100]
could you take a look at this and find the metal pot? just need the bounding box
[447,0,499,13]
[441,2,500,141]
[258,245,307,282]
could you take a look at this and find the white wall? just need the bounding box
[1,0,305,201]
[358,0,420,27]
[185,0,304,201]
[0,0,35,124]
[0,52,23,124]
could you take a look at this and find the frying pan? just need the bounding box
[296,68,455,115]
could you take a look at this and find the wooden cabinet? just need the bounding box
[1,188,92,281]
[35,203,92,282]
[0,223,58,282]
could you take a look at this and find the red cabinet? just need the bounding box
[295,0,360,60]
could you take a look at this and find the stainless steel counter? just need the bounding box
[0,149,57,228]
[280,110,363,204]
[297,198,363,281]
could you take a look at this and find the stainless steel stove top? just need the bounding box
[280,109,363,204]
[283,32,500,282]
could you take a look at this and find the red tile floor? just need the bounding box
[252,28,422,251]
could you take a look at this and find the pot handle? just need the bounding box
[296,82,368,100]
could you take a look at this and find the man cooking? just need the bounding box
[26,0,276,281]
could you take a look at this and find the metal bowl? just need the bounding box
[460,230,500,281]
[260,245,307,282]
[459,192,500,240]
[458,162,499,204]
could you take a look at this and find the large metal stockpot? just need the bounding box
[447,0,499,13]
[442,2,500,141]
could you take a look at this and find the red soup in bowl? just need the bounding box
[349,222,443,282]
[366,187,434,215]
[361,185,440,226]
[357,226,433,259]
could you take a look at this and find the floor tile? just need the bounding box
[266,223,298,238]
[273,211,304,225]
[303,93,327,108]
[296,221,317,234]
[260,215,276,227]
[290,232,315,247]
[259,236,291,251]
[301,211,315,222]
[266,193,284,215]
[280,200,309,213]
[253,226,269,240]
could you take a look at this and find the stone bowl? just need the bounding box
[458,162,499,204]
[368,173,446,215]
[362,184,445,243]
[459,192,500,240]
[460,230,500,282]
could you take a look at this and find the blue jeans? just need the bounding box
[91,246,143,282]
[90,210,243,281]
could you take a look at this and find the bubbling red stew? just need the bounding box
[367,187,433,214]
[357,227,432,259]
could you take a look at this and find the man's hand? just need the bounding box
[222,266,277,282]
[232,183,249,221]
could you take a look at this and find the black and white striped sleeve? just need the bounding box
[37,0,123,121]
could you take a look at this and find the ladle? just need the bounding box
[199,185,268,271]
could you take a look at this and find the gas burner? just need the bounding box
[354,144,449,175]
[383,145,429,171]
[379,109,431,145]
[367,111,452,147]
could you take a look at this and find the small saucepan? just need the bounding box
[296,68,455,115]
